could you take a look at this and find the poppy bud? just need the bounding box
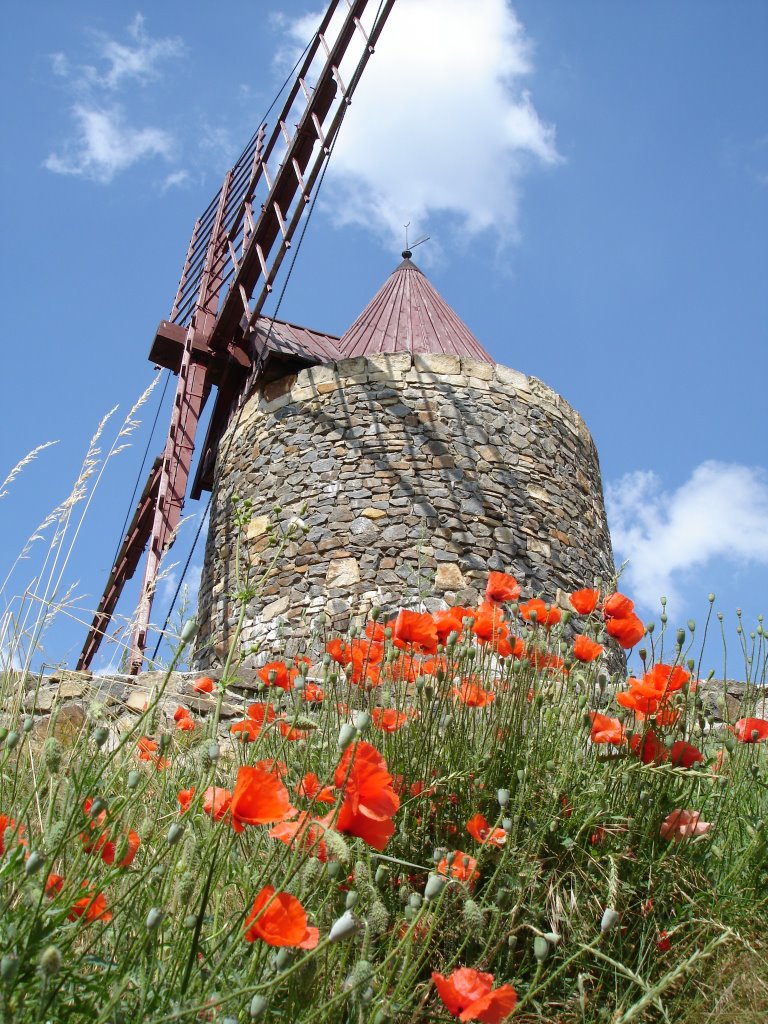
[23,716,34,733]
[1,956,18,981]
[5,731,19,750]
[367,900,390,935]
[43,738,63,775]
[676,629,685,648]
[327,862,342,880]
[408,893,422,911]
[145,908,164,931]
[507,935,518,950]
[639,648,647,663]
[544,931,561,945]
[329,910,358,942]
[206,741,220,763]
[375,865,388,886]
[503,818,513,832]
[346,891,359,910]
[127,770,141,790]
[167,822,184,846]
[89,797,107,817]
[337,723,357,748]
[249,995,269,1019]
[534,936,550,962]
[497,788,510,807]
[25,851,45,876]
[93,726,110,748]
[180,618,197,644]
[39,946,62,977]
[601,908,621,933]
[353,711,371,734]
[647,622,655,633]
[273,948,291,970]
[424,873,447,901]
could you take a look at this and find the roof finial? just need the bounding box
[402,223,430,261]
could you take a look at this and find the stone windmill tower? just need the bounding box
[194,253,614,667]
[78,0,614,675]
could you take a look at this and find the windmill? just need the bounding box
[77,0,396,675]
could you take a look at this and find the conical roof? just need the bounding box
[337,254,494,363]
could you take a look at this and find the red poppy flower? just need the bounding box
[394,609,439,654]
[258,661,298,691]
[733,717,768,743]
[656,931,671,953]
[243,886,319,948]
[660,808,711,842]
[466,814,507,848]
[432,607,470,644]
[178,787,196,812]
[589,712,626,746]
[137,737,158,757]
[372,708,408,732]
[327,637,352,666]
[202,786,232,822]
[485,572,521,605]
[44,873,64,897]
[296,773,335,804]
[453,681,495,707]
[68,885,111,923]
[365,620,387,642]
[174,706,196,731]
[617,689,662,717]
[471,602,507,642]
[602,592,635,619]
[0,815,26,855]
[192,676,215,694]
[302,682,325,703]
[669,741,704,769]
[570,588,600,615]
[573,635,604,663]
[269,812,328,862]
[629,730,669,765]
[437,851,479,886]
[644,664,690,695]
[605,614,645,649]
[432,967,517,1022]
[525,649,566,674]
[334,742,400,851]
[230,766,295,832]
[230,718,261,741]
[277,719,309,741]
[519,598,561,628]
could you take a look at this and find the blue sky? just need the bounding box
[1,1,766,677]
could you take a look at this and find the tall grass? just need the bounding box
[1,478,766,1022]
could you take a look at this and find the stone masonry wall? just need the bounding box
[195,353,616,668]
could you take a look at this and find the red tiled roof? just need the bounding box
[337,255,494,363]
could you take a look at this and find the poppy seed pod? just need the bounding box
[183,914,197,929]
[25,851,45,876]
[206,741,220,763]
[533,936,550,962]
[329,910,358,942]
[601,907,621,933]
[146,908,164,931]
[249,995,269,1020]
[353,711,371,734]
[337,723,357,748]
[167,822,185,846]
[497,789,510,807]
[4,731,20,750]
[424,873,447,901]
[180,617,197,643]
[93,726,110,748]
[346,891,359,910]
[23,716,34,733]
[127,770,141,790]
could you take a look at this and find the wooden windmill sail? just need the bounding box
[77,0,396,674]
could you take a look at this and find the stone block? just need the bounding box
[435,563,466,591]
[494,364,530,390]
[461,358,494,381]
[261,595,290,622]
[527,538,551,558]
[246,515,271,540]
[365,353,412,376]
[362,507,387,520]
[325,557,361,588]
[335,357,369,377]
[260,393,292,414]
[412,353,461,375]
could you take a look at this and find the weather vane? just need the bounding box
[402,221,430,260]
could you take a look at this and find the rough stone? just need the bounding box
[434,563,467,591]
[325,557,361,588]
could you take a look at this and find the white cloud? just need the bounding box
[606,462,768,614]
[45,105,173,183]
[278,0,560,249]
[45,15,183,183]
